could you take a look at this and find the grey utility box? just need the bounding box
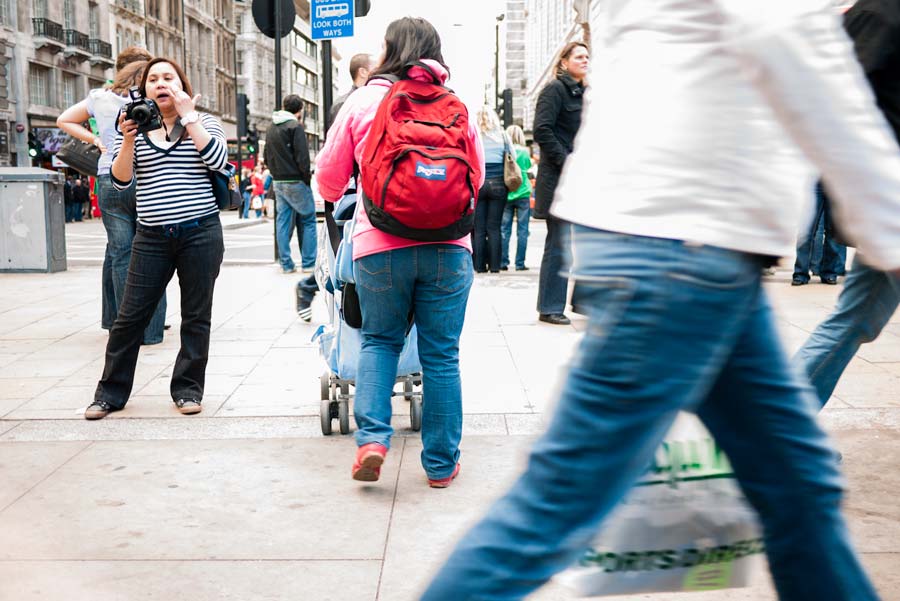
[0,168,67,272]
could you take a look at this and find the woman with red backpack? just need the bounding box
[316,16,485,488]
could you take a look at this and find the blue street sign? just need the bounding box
[311,0,354,40]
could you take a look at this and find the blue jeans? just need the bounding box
[793,181,847,281]
[98,175,166,344]
[353,245,473,479]
[795,254,900,405]
[274,181,316,270]
[501,196,530,270]
[95,214,224,409]
[536,216,570,314]
[422,226,875,601]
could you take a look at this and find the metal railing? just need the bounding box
[64,29,91,52]
[89,39,112,59]
[32,18,64,42]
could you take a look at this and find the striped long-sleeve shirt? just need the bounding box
[111,113,228,226]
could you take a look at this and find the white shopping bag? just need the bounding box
[556,414,764,597]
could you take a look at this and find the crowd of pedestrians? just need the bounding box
[61,2,900,599]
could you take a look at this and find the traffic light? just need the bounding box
[355,0,371,16]
[237,93,250,138]
[246,128,259,156]
[27,132,44,161]
[499,88,514,128]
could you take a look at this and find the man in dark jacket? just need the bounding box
[294,53,375,322]
[795,0,900,406]
[264,94,314,274]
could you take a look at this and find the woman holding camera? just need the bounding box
[84,57,227,420]
[57,47,167,344]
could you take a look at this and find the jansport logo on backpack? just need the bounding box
[360,61,483,242]
[415,162,447,181]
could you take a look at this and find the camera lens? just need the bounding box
[131,105,151,125]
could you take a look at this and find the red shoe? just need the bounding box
[352,443,388,482]
[428,463,461,488]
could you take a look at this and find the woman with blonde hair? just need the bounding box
[472,106,508,273]
[501,124,532,271]
[58,47,167,345]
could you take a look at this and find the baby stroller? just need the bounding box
[310,193,424,436]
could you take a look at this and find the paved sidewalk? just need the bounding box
[0,250,898,599]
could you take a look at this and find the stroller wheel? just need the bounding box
[403,379,414,400]
[410,395,423,432]
[320,399,333,435]
[339,400,350,434]
[320,373,330,400]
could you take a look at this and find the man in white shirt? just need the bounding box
[422,1,898,599]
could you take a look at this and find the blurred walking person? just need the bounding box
[500,125,532,271]
[532,42,589,325]
[792,180,848,285]
[84,57,226,420]
[71,179,88,222]
[472,106,507,273]
[422,1,900,599]
[796,0,900,407]
[316,17,484,487]
[57,47,167,343]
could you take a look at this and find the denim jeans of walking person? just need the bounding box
[795,255,900,406]
[94,215,224,409]
[422,226,877,601]
[536,216,570,314]
[501,196,530,270]
[98,175,167,344]
[793,182,847,284]
[472,177,507,272]
[353,245,473,479]
[274,181,316,272]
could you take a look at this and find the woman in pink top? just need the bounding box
[316,17,485,488]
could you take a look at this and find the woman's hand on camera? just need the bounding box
[118,112,138,144]
[174,91,202,118]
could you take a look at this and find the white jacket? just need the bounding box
[552,0,900,271]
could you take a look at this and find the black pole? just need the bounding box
[272,0,282,261]
[322,40,333,134]
[234,26,242,202]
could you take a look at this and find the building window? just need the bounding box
[33,0,47,19]
[0,0,11,26]
[89,3,100,38]
[62,73,78,107]
[63,0,75,29]
[116,27,123,53]
[29,64,51,107]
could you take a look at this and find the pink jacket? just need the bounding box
[315,60,486,260]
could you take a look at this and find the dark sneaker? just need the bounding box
[296,286,313,323]
[791,277,809,286]
[515,266,530,271]
[539,313,571,325]
[820,275,838,285]
[174,398,202,415]
[85,400,113,420]
[428,463,461,488]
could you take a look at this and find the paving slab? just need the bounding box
[0,560,381,601]
[0,438,394,561]
[0,440,91,511]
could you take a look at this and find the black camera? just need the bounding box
[123,86,162,134]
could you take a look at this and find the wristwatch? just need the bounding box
[180,111,200,126]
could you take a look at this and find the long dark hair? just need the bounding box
[139,57,193,97]
[369,17,448,81]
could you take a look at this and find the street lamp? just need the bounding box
[495,14,505,114]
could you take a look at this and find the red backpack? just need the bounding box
[359,62,482,241]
